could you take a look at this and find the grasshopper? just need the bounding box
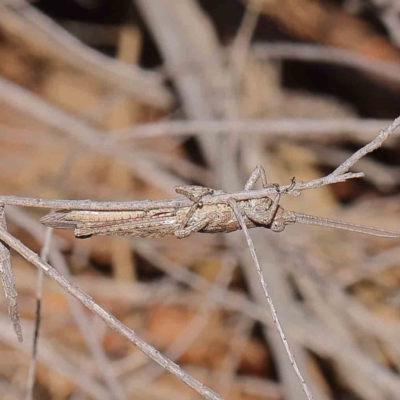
[40,166,398,239]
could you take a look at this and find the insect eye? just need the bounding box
[271,221,285,232]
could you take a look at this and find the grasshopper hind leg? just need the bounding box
[244,167,296,230]
[244,166,282,227]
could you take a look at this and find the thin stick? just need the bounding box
[8,199,138,398]
[0,228,222,400]
[0,172,363,212]
[228,199,314,400]
[332,115,400,176]
[0,205,22,342]
[1,0,172,108]
[0,316,109,400]
[0,76,184,194]
[25,227,53,400]
[135,243,400,396]
[49,249,126,400]
[126,254,237,393]
[230,0,262,82]
[254,42,400,85]
[111,118,394,141]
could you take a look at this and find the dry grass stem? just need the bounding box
[0,172,363,211]
[1,0,172,108]
[254,42,400,84]
[0,228,222,400]
[0,206,22,342]
[228,199,314,400]
[25,227,52,400]
[111,118,395,141]
[1,3,399,399]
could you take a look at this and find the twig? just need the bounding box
[0,76,184,194]
[7,207,135,399]
[230,0,262,83]
[111,117,394,141]
[0,125,66,149]
[219,0,261,187]
[49,248,126,400]
[0,316,109,400]
[1,0,172,108]
[135,242,400,396]
[310,145,399,190]
[25,227,52,400]
[332,115,400,175]
[135,0,231,168]
[216,316,254,398]
[228,199,314,400]
[280,240,386,399]
[126,254,237,393]
[0,172,363,211]
[253,42,400,84]
[341,245,400,287]
[379,3,400,47]
[0,228,222,400]
[151,243,400,374]
[0,205,22,342]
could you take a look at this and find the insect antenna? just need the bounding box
[294,212,398,238]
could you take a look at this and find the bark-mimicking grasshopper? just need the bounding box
[40,166,399,240]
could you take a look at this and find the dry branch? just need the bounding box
[256,0,400,62]
[254,42,400,85]
[25,227,52,400]
[0,0,172,108]
[111,118,395,141]
[0,206,22,342]
[0,172,364,212]
[0,76,184,193]
[0,1,399,398]
[0,228,221,400]
[229,199,314,400]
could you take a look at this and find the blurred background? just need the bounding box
[0,0,400,399]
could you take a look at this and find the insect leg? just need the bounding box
[175,185,214,230]
[174,216,211,239]
[245,165,270,190]
[175,185,214,204]
[244,174,297,225]
[244,166,282,225]
[245,184,283,225]
[245,166,296,193]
